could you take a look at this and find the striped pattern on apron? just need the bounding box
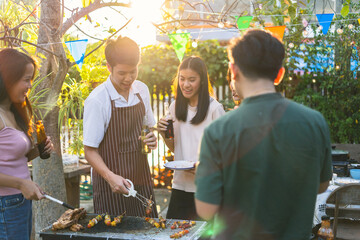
[92,93,158,218]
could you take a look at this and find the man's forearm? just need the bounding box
[195,198,220,221]
[84,146,114,182]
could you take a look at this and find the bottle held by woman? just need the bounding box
[36,120,50,159]
[164,102,174,139]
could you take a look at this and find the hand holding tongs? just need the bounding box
[123,179,154,208]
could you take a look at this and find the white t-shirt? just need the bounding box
[170,97,226,192]
[83,77,156,148]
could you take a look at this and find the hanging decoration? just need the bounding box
[358,18,360,25]
[302,18,308,27]
[265,26,286,41]
[65,39,88,70]
[168,33,190,62]
[316,13,334,35]
[236,16,253,31]
[290,45,334,73]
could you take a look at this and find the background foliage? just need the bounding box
[138,39,228,92]
[283,3,360,143]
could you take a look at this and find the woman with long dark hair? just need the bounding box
[0,48,54,239]
[157,56,225,220]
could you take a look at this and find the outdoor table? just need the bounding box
[39,214,207,240]
[63,163,91,207]
[313,177,360,226]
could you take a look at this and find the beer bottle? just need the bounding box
[141,116,151,154]
[164,102,174,139]
[317,215,334,240]
[36,120,50,159]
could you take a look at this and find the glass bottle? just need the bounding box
[141,116,151,154]
[164,102,174,139]
[36,120,50,159]
[317,215,334,240]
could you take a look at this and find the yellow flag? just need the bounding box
[82,0,92,8]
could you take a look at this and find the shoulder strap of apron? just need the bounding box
[135,93,144,104]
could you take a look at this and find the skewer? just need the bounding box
[135,193,154,207]
[123,179,154,207]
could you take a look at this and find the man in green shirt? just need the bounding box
[195,29,332,240]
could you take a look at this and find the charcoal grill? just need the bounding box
[332,149,351,177]
[39,214,207,240]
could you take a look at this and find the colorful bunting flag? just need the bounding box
[316,13,334,35]
[236,16,253,31]
[65,39,88,70]
[265,26,286,41]
[358,18,360,25]
[168,33,190,62]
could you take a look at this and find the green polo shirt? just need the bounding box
[195,93,332,240]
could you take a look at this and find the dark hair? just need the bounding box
[105,36,140,67]
[174,56,213,125]
[0,48,36,138]
[227,29,285,81]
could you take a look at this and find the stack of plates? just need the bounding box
[164,160,195,170]
[334,177,360,186]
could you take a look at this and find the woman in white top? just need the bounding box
[158,56,225,220]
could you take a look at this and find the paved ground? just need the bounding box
[80,188,171,217]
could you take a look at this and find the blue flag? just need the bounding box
[65,39,88,70]
[316,14,334,35]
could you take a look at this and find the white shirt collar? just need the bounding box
[105,76,140,101]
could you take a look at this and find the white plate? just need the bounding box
[164,161,195,170]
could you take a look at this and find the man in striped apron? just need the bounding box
[83,36,158,218]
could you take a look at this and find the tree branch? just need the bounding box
[0,36,60,57]
[69,17,133,67]
[61,2,131,36]
[72,23,104,41]
[0,22,39,35]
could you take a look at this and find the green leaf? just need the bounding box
[108,27,116,34]
[288,5,296,19]
[341,5,349,18]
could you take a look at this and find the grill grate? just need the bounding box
[40,214,207,240]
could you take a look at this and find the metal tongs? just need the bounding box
[43,194,75,210]
[123,179,154,208]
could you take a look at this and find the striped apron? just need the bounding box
[92,93,158,218]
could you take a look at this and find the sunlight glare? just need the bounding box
[131,0,163,23]
[126,0,164,47]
